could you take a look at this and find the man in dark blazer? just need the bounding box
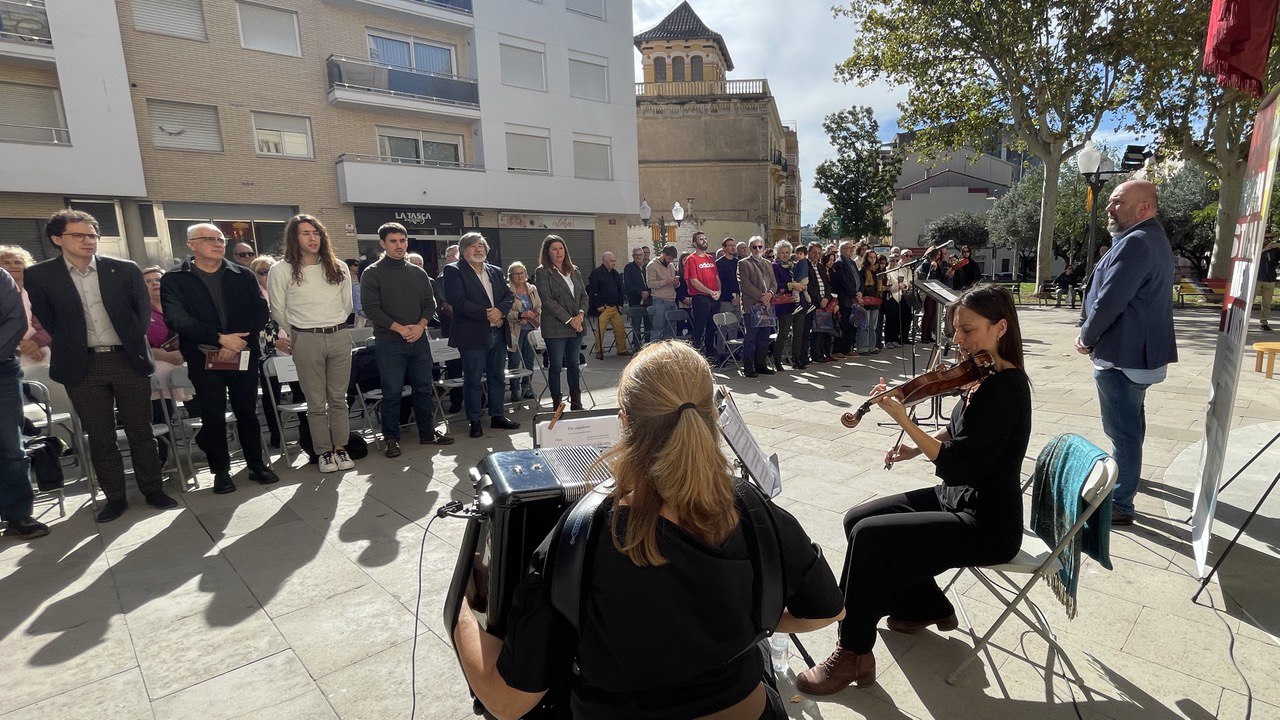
[161,223,277,495]
[830,240,863,357]
[1077,180,1178,526]
[25,210,177,523]
[442,232,520,438]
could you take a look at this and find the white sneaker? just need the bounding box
[318,451,339,473]
[334,449,355,471]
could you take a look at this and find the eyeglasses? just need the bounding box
[58,232,100,241]
[235,251,255,258]
[192,236,227,245]
[256,269,270,276]
[750,245,764,250]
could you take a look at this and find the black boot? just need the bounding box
[570,389,584,411]
[742,358,757,378]
[756,353,775,375]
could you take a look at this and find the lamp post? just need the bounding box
[672,201,685,226]
[640,198,651,227]
[1077,141,1120,278]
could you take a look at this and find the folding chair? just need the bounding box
[712,311,745,371]
[165,366,243,482]
[23,369,96,506]
[624,304,649,349]
[428,337,463,426]
[586,314,615,355]
[349,326,374,346]
[263,356,308,464]
[666,309,692,339]
[943,442,1118,685]
[528,328,596,408]
[21,383,67,518]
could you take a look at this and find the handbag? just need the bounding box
[26,435,65,492]
[749,303,776,328]
[813,310,835,334]
[861,295,883,308]
[850,304,869,327]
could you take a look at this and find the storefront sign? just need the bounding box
[497,213,594,231]
[354,206,464,234]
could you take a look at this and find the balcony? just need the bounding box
[771,210,799,230]
[635,78,771,99]
[336,153,488,206]
[322,0,472,28]
[0,0,54,63]
[326,55,480,120]
[0,122,68,144]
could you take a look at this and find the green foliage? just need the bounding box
[988,166,1047,260]
[1157,164,1218,276]
[812,106,902,239]
[987,158,1125,266]
[922,210,990,250]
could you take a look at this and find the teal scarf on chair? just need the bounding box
[1030,433,1113,618]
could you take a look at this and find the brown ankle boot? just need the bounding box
[569,389,583,411]
[795,644,876,694]
[887,612,959,635]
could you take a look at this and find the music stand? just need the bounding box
[907,278,961,428]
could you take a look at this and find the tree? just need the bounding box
[1121,0,1278,278]
[812,106,902,239]
[922,210,990,250]
[1157,163,1217,277]
[835,0,1131,289]
[988,165,1045,275]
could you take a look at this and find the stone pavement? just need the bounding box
[1,302,1278,720]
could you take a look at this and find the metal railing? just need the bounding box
[412,0,472,13]
[0,0,51,45]
[0,122,68,144]
[771,210,799,229]
[327,55,479,107]
[635,78,770,98]
[337,152,484,171]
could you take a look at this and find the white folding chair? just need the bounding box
[429,337,463,426]
[165,366,244,482]
[263,356,308,464]
[944,438,1118,685]
[21,381,67,517]
[712,311,745,371]
[23,367,95,505]
[143,375,192,491]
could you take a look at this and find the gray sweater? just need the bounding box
[360,255,437,342]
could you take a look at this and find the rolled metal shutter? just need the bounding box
[131,0,207,40]
[491,229,594,276]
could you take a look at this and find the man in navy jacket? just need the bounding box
[1077,180,1178,525]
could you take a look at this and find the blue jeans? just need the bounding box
[545,334,582,403]
[856,307,880,352]
[0,358,32,522]
[461,329,507,422]
[1094,368,1149,516]
[374,337,436,440]
[508,325,534,396]
[650,298,677,340]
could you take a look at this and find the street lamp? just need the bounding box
[1077,140,1120,278]
[640,198,651,227]
[672,201,685,226]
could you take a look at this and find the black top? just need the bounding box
[193,265,227,328]
[934,367,1032,560]
[1261,245,1279,283]
[360,256,436,342]
[716,255,740,296]
[623,262,648,305]
[497,499,843,720]
[160,258,269,367]
[587,265,624,309]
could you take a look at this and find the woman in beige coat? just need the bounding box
[506,261,541,401]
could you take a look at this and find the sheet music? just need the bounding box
[716,387,782,497]
[535,414,621,448]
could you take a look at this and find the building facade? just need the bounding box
[0,0,639,273]
[632,1,799,250]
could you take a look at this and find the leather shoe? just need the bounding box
[145,491,179,509]
[96,499,128,523]
[469,422,483,438]
[887,612,959,635]
[421,431,455,445]
[385,439,402,458]
[212,473,237,495]
[757,365,775,375]
[1111,509,1135,526]
[249,466,280,485]
[490,416,521,430]
[4,517,50,540]
[795,644,876,694]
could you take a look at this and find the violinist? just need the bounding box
[797,283,1032,694]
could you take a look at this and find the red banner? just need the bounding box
[1203,0,1279,97]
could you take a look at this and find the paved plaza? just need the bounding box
[1,302,1279,720]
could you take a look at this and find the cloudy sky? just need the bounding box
[630,1,1148,227]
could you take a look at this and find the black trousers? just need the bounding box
[690,294,718,356]
[882,297,902,344]
[834,303,856,354]
[188,366,266,473]
[837,488,1001,653]
[65,350,163,502]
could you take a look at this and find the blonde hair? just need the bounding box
[507,260,528,279]
[250,256,274,275]
[0,245,35,266]
[602,340,737,566]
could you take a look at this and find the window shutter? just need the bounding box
[238,2,299,56]
[568,58,607,101]
[0,83,63,142]
[132,0,207,40]
[506,133,549,173]
[499,44,546,91]
[147,100,223,152]
[573,140,610,180]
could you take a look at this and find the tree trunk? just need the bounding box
[1035,146,1064,290]
[1210,155,1246,279]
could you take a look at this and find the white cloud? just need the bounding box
[632,0,907,226]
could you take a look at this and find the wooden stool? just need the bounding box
[1254,341,1280,379]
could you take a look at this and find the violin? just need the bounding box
[839,350,995,430]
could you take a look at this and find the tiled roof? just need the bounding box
[634,1,734,71]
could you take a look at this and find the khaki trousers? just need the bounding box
[592,305,628,354]
[291,329,351,453]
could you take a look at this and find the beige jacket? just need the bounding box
[506,283,542,351]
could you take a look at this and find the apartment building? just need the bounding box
[0,0,639,273]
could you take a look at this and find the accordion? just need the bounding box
[445,447,611,718]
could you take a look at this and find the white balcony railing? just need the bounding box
[0,122,68,144]
[0,0,51,46]
[336,153,483,171]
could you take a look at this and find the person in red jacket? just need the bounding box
[683,232,721,359]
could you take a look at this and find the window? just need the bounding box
[368,32,455,75]
[377,127,463,166]
[0,82,67,144]
[237,2,300,56]
[653,57,666,83]
[132,0,206,41]
[139,203,158,237]
[572,136,611,180]
[252,112,312,158]
[671,56,685,82]
[568,53,608,102]
[499,42,546,91]
[70,201,121,236]
[691,56,704,81]
[566,0,604,19]
[506,129,550,174]
[147,99,223,152]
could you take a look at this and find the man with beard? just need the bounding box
[683,232,721,359]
